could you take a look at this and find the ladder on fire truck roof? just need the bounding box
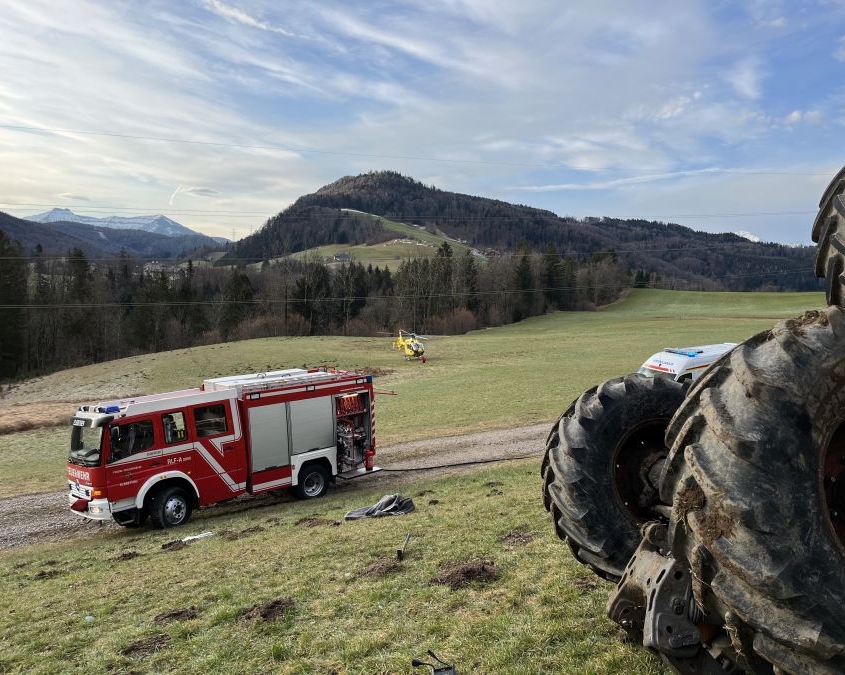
[202,368,357,395]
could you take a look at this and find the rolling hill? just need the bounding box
[222,171,819,292]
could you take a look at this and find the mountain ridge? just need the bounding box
[224,170,819,292]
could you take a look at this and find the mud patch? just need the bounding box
[221,526,264,541]
[295,516,340,528]
[486,489,503,496]
[154,607,199,625]
[430,559,499,590]
[415,490,436,497]
[161,540,186,552]
[500,531,534,546]
[674,481,705,522]
[483,481,503,488]
[428,499,440,505]
[34,569,62,580]
[241,597,295,621]
[120,634,170,658]
[358,557,402,578]
[114,551,141,562]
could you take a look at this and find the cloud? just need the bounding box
[784,109,823,125]
[507,167,726,192]
[836,35,845,61]
[724,57,764,99]
[201,0,303,38]
[56,193,91,202]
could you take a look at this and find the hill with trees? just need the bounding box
[224,171,817,293]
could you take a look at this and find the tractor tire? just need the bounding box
[662,308,845,675]
[813,164,845,306]
[542,373,689,581]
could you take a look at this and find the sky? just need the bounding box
[1,1,845,243]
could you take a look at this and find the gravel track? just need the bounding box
[0,423,548,552]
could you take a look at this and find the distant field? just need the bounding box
[0,288,824,499]
[275,213,472,270]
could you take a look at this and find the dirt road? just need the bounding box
[0,423,549,552]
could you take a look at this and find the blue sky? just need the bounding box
[1,0,844,243]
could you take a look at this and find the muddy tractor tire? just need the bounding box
[542,373,688,581]
[813,165,845,306]
[662,309,845,674]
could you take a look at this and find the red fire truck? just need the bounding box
[67,367,380,528]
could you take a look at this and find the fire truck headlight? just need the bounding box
[89,505,102,514]
[92,489,103,498]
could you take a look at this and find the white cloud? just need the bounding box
[724,57,764,99]
[836,35,845,61]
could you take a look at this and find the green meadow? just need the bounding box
[0,289,824,674]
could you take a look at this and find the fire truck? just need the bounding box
[67,367,380,528]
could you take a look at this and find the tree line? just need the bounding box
[0,231,631,381]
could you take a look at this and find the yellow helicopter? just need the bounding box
[393,330,428,362]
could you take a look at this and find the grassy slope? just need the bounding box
[0,289,826,674]
[279,214,472,271]
[1,289,823,500]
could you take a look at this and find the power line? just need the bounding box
[0,270,820,310]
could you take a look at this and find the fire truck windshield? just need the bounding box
[69,422,103,467]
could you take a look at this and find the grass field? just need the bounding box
[0,289,826,674]
[275,214,472,271]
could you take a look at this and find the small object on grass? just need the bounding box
[181,531,214,543]
[397,533,411,561]
[412,649,457,674]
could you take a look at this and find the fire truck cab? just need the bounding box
[67,368,379,528]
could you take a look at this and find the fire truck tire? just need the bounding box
[812,164,845,306]
[293,463,329,500]
[542,373,688,581]
[662,309,845,674]
[149,486,193,529]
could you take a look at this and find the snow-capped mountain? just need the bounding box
[735,230,762,243]
[26,208,201,238]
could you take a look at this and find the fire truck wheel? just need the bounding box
[149,486,193,528]
[294,463,329,499]
[662,309,845,674]
[542,373,688,581]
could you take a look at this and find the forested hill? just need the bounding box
[224,171,817,292]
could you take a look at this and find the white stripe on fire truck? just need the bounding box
[193,443,244,491]
[252,477,292,492]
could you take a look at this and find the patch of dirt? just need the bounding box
[34,569,63,580]
[295,516,340,528]
[241,597,295,621]
[154,607,199,625]
[120,634,170,658]
[487,489,503,496]
[113,551,141,562]
[573,577,602,591]
[221,525,264,541]
[428,499,440,505]
[483,481,503,488]
[358,557,402,578]
[161,540,186,552]
[430,559,499,590]
[0,401,78,436]
[500,531,534,546]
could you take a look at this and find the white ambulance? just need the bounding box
[637,343,737,383]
